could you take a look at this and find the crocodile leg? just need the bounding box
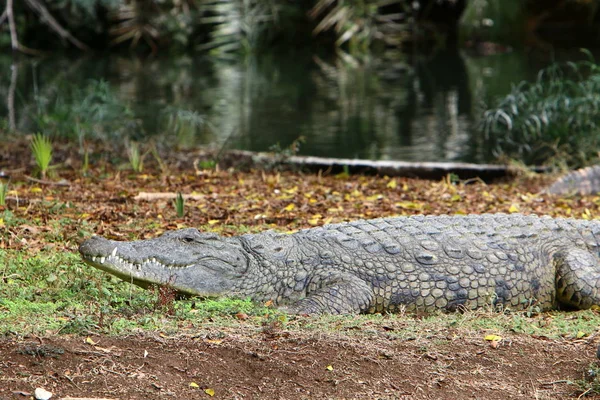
[286,274,374,314]
[555,248,600,309]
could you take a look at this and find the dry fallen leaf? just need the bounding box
[484,335,502,342]
[484,334,502,349]
[235,312,249,320]
[395,201,423,210]
[204,388,215,396]
[85,337,97,345]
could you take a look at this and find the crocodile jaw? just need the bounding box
[81,248,200,295]
[79,232,249,297]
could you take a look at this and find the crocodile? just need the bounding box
[546,165,600,195]
[79,213,600,314]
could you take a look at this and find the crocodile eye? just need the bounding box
[182,236,195,243]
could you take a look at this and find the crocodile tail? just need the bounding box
[545,165,600,195]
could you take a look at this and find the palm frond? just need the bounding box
[197,0,280,55]
[310,0,411,53]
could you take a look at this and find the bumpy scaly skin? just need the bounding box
[546,165,600,195]
[79,214,600,314]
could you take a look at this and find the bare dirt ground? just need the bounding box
[1,328,599,400]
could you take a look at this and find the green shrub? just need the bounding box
[480,50,600,168]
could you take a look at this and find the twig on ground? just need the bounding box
[134,192,205,201]
[26,176,71,186]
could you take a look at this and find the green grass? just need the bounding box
[2,246,600,341]
[0,248,275,335]
[1,209,27,229]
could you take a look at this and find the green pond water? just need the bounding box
[0,49,573,163]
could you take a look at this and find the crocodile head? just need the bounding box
[79,228,251,297]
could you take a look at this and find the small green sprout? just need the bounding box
[174,192,185,218]
[0,180,8,206]
[30,133,53,179]
[127,141,145,173]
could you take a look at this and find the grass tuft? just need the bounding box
[30,133,53,178]
[127,141,145,173]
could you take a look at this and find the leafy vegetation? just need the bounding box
[33,80,141,143]
[29,78,216,148]
[480,52,600,168]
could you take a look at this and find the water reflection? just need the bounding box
[1,49,539,163]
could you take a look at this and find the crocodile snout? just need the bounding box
[79,236,115,258]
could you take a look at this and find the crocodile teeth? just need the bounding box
[111,247,118,257]
[99,256,105,264]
